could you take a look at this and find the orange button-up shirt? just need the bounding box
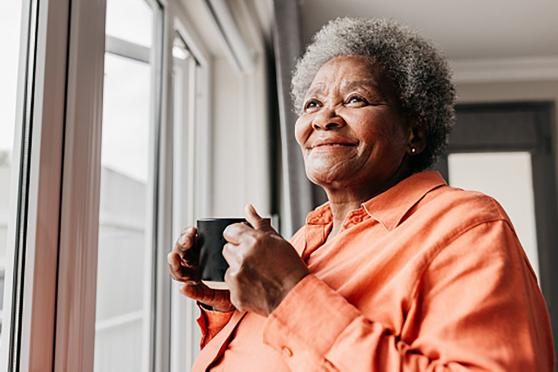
[193,171,555,371]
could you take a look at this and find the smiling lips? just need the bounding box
[308,137,358,150]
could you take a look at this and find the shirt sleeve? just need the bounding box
[196,305,235,348]
[262,220,555,371]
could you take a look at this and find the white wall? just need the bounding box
[211,56,271,217]
[178,0,272,218]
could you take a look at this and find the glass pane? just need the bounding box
[94,52,153,372]
[106,0,152,47]
[0,1,24,332]
[448,152,539,277]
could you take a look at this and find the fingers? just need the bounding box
[180,282,234,312]
[244,204,275,233]
[169,226,200,282]
[174,227,199,266]
[175,227,197,257]
[222,242,241,267]
[223,223,252,244]
[223,204,276,244]
[168,251,181,272]
[167,251,197,281]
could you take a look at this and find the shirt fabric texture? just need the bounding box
[193,171,555,371]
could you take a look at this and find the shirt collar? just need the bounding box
[305,170,447,230]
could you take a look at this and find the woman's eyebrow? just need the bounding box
[305,83,326,98]
[342,79,381,92]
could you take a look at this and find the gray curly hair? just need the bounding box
[292,17,456,172]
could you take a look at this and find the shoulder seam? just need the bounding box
[407,217,511,303]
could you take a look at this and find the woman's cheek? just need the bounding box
[294,116,311,147]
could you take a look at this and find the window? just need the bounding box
[0,0,257,370]
[0,1,25,328]
[0,0,38,369]
[170,32,204,370]
[95,0,162,371]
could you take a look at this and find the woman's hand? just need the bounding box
[222,205,309,317]
[167,227,234,312]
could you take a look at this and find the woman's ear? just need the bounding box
[406,123,427,155]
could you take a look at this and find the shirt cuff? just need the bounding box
[196,304,235,348]
[263,274,361,358]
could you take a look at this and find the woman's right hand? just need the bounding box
[167,227,234,312]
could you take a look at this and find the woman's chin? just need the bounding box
[306,164,353,188]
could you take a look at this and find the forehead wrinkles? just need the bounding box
[305,57,384,99]
[305,78,382,101]
[342,79,381,93]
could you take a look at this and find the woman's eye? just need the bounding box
[304,99,320,112]
[346,95,367,105]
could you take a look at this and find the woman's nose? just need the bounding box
[311,107,345,130]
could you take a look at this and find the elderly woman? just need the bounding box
[168,18,554,371]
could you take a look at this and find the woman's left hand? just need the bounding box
[222,205,309,317]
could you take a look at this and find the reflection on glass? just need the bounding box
[95,17,153,372]
[106,0,152,47]
[448,152,539,277]
[0,1,24,332]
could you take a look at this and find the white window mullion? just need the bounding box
[54,0,106,371]
[106,35,150,64]
[146,1,172,372]
[153,5,175,372]
[169,5,213,368]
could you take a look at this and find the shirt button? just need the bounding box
[281,346,293,357]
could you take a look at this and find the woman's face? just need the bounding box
[295,55,410,193]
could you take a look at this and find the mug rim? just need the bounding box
[196,217,246,222]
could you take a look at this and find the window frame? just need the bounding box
[99,1,164,370]
[0,0,70,370]
[52,0,107,369]
[166,3,213,369]
[0,0,218,370]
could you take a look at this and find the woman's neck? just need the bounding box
[324,194,370,241]
[323,168,412,241]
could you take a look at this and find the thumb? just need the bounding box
[180,283,233,312]
[244,204,275,233]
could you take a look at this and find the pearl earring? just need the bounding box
[410,147,416,154]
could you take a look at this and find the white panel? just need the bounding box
[0,0,22,297]
[95,52,152,372]
[448,152,539,278]
[106,0,152,48]
[0,1,24,363]
[101,54,151,182]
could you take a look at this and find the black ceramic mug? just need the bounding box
[196,218,246,290]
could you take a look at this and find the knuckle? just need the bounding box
[168,268,178,281]
[254,232,268,245]
[235,267,246,282]
[223,225,234,238]
[245,234,259,247]
[228,269,240,282]
[242,246,258,263]
[223,243,233,253]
